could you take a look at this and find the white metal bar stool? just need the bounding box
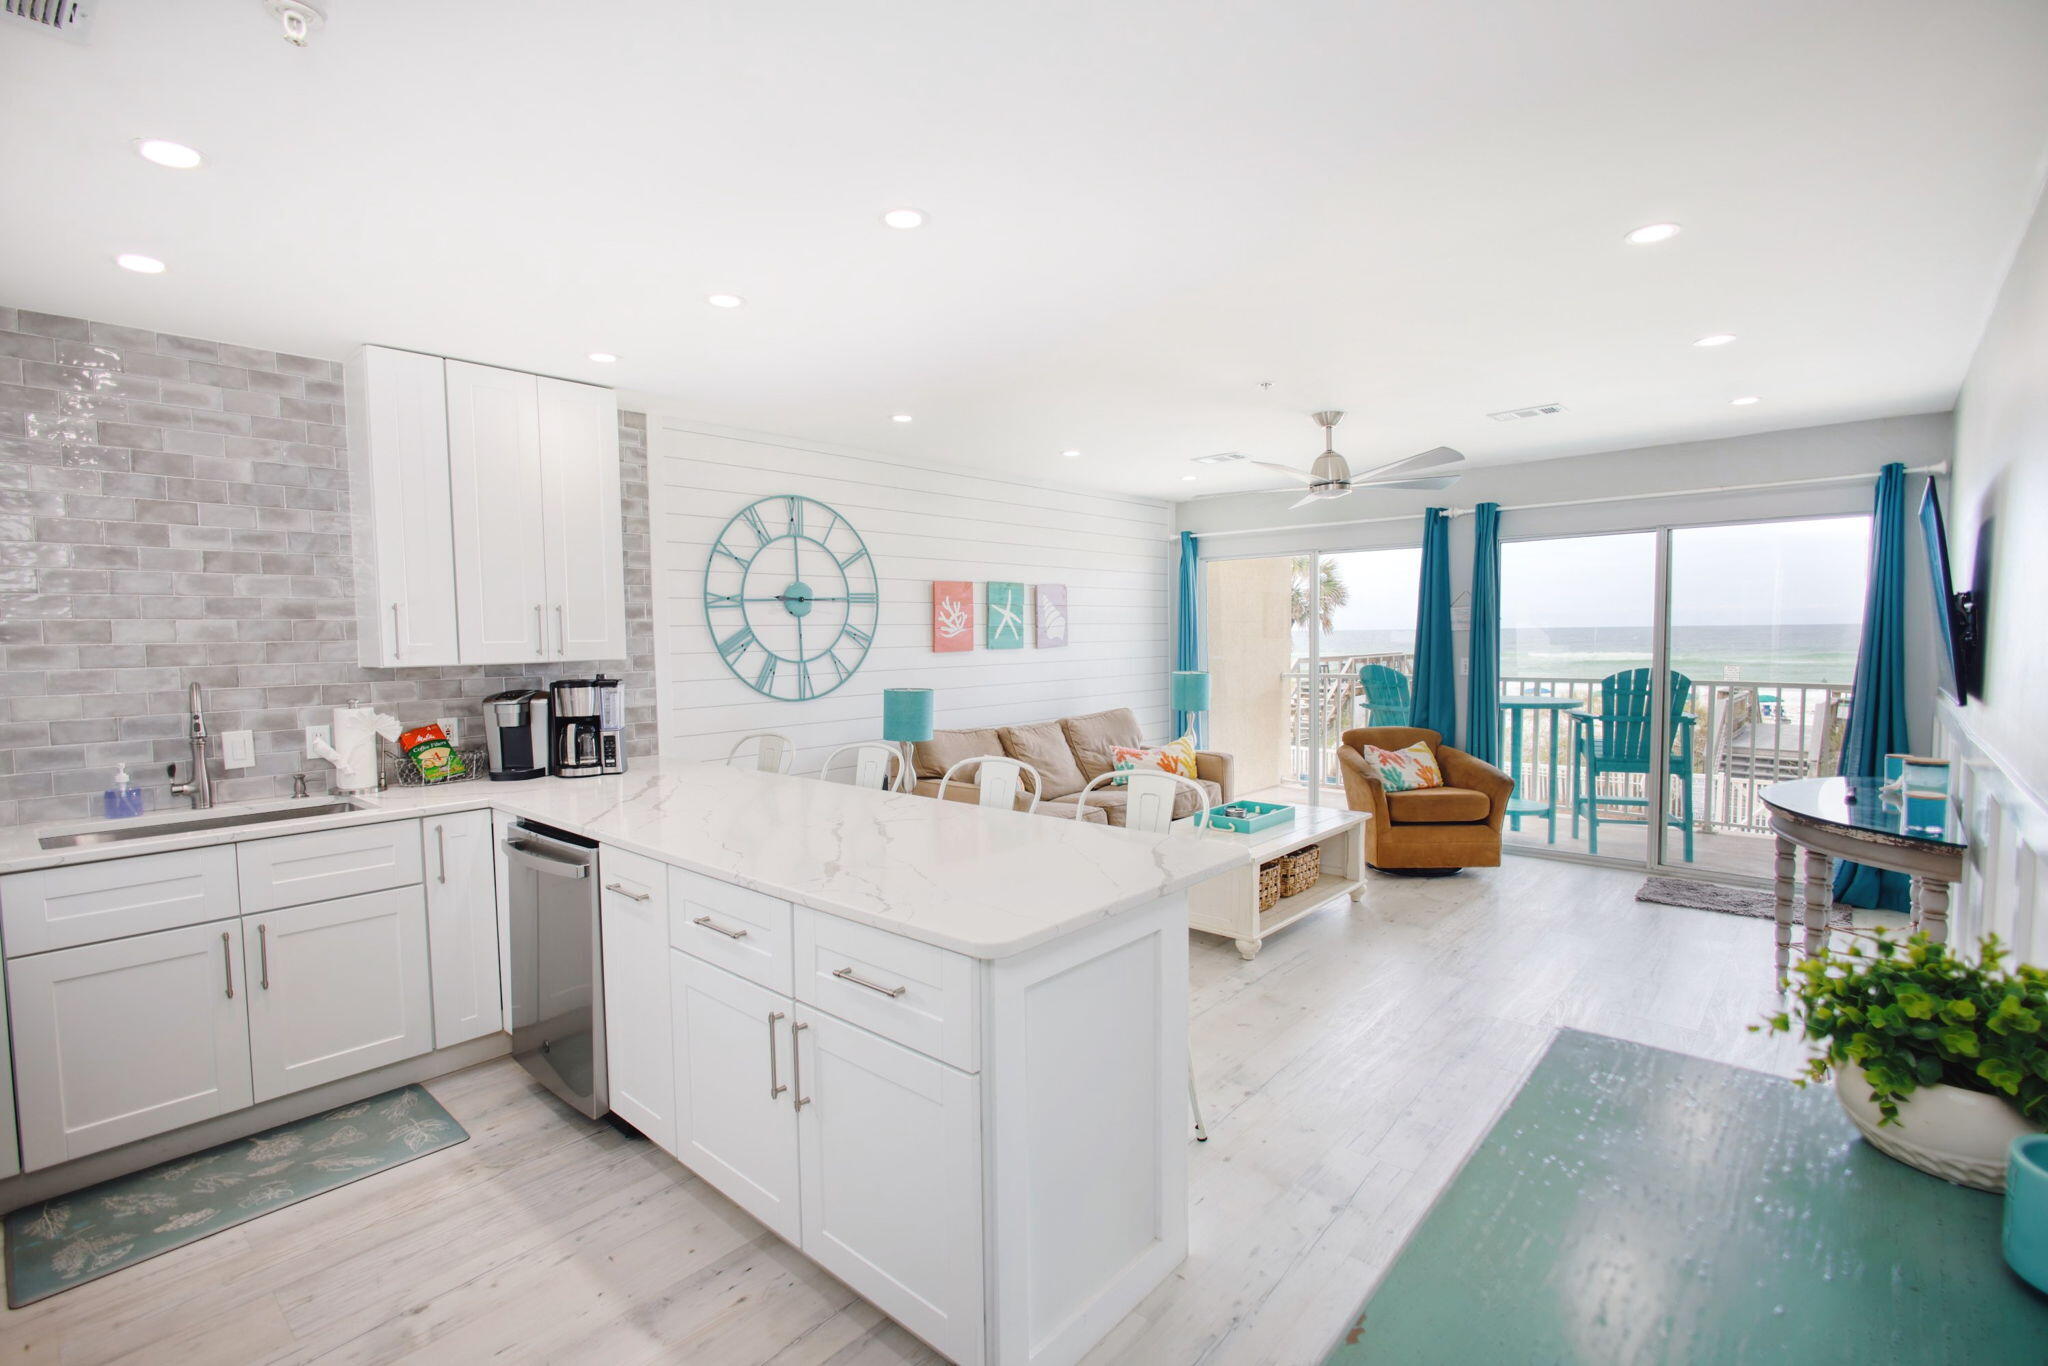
[935,756,1044,814]
[819,741,907,791]
[724,731,796,775]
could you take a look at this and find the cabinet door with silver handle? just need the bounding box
[390,602,403,661]
[767,1010,787,1098]
[256,922,270,990]
[790,1019,810,1110]
[221,931,235,999]
[555,603,566,655]
[832,965,908,999]
[533,603,544,655]
[436,825,448,884]
[692,914,750,941]
[604,881,651,902]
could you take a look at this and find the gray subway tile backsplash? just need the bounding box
[0,309,657,825]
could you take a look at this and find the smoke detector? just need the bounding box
[264,0,324,46]
[1487,402,1566,423]
[4,1,93,39]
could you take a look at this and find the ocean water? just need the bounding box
[1303,624,1861,685]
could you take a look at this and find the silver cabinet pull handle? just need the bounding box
[436,825,448,884]
[767,1010,787,1098]
[221,931,234,999]
[833,966,907,999]
[692,914,748,940]
[791,1020,810,1110]
[534,604,544,653]
[555,603,566,655]
[605,881,651,902]
[390,603,402,661]
[257,923,270,991]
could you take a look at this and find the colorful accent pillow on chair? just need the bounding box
[1359,740,1443,791]
[1111,733,1199,785]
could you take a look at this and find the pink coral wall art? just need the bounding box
[932,581,974,652]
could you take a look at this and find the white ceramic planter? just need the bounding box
[1834,1065,2038,1192]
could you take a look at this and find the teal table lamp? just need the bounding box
[883,688,934,791]
[1172,670,1210,743]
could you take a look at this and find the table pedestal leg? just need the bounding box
[1774,834,1796,985]
[1803,848,1833,961]
[1914,877,1950,946]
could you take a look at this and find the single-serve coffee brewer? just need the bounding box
[549,675,625,778]
[482,689,550,781]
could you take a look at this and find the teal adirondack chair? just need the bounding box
[1568,668,1696,861]
[1357,664,1413,727]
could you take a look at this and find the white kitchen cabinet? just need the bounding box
[9,919,252,1171]
[237,819,423,915]
[795,1007,983,1364]
[244,887,434,1104]
[446,359,550,665]
[345,345,459,667]
[0,966,16,1180]
[537,376,627,661]
[424,810,502,1048]
[600,847,673,1150]
[1,845,239,955]
[670,950,801,1243]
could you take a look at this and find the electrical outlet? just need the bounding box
[437,716,461,746]
[221,729,256,770]
[305,724,332,758]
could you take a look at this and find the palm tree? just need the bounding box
[1291,556,1348,632]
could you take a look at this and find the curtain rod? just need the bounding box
[1191,462,1949,540]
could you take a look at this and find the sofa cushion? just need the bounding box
[1385,786,1491,824]
[912,726,1005,781]
[997,721,1088,798]
[1049,777,1220,827]
[1061,707,1145,782]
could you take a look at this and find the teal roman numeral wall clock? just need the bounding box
[704,495,880,701]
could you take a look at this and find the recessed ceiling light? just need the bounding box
[1062,450,1081,459]
[115,253,166,274]
[891,413,913,423]
[1730,395,1761,406]
[706,293,745,309]
[1182,474,1198,482]
[587,352,618,364]
[1625,222,1682,245]
[136,139,203,170]
[881,208,927,230]
[1693,333,1738,348]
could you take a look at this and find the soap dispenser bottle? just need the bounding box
[101,763,144,819]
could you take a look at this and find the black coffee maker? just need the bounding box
[481,690,549,781]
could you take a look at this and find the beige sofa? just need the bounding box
[910,707,1235,827]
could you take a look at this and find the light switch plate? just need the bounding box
[221,729,256,769]
[305,724,332,759]
[436,716,461,746]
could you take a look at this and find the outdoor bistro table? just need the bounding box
[1758,776,1965,983]
[1498,695,1582,844]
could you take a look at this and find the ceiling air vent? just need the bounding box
[1487,402,1566,423]
[1192,451,1247,466]
[5,0,92,37]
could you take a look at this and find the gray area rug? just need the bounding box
[1636,875,1856,928]
[4,1084,467,1306]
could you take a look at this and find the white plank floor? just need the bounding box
[0,856,1813,1365]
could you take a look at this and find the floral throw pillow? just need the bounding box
[1360,740,1443,791]
[1111,733,1199,786]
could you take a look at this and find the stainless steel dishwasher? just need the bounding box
[504,819,608,1119]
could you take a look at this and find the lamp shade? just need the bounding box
[882,688,935,743]
[1172,670,1211,712]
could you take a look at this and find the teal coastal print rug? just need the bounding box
[4,1084,467,1306]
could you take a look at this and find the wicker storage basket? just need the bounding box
[1279,844,1322,898]
[1256,859,1285,911]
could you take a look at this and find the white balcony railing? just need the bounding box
[1281,659,1852,842]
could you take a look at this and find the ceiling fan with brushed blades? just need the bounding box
[1247,411,1464,510]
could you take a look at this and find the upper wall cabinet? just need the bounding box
[445,361,627,665]
[346,347,460,668]
[350,351,628,667]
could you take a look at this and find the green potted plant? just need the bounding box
[1761,930,2046,1192]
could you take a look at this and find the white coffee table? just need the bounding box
[1177,805,1368,960]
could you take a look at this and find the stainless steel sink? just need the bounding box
[38,802,361,850]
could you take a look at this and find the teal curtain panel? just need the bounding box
[1175,532,1205,743]
[1410,508,1457,745]
[1834,463,1911,910]
[1464,502,1503,764]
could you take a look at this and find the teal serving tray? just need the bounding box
[1202,800,1293,834]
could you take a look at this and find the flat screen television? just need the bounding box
[1917,481,1981,702]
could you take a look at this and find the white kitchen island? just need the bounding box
[0,759,1245,1366]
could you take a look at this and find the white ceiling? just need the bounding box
[5,1,2048,500]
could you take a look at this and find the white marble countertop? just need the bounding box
[0,758,1249,959]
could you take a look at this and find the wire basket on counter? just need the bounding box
[379,743,491,788]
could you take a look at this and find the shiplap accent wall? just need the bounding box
[646,419,1176,771]
[1938,703,2047,966]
